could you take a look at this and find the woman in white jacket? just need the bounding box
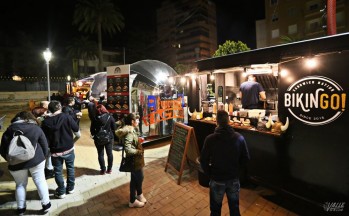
[116,113,146,208]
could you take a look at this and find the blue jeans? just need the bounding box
[130,169,144,203]
[51,150,75,195]
[9,161,50,209]
[209,179,240,216]
[95,142,113,171]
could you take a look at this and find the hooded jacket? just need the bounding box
[0,120,49,171]
[41,112,79,154]
[90,113,116,137]
[200,125,250,181]
[115,125,144,170]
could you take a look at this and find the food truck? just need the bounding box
[106,60,184,141]
[188,33,349,214]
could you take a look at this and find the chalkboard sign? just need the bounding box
[165,122,200,184]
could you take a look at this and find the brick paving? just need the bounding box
[55,156,298,216]
[0,108,302,216]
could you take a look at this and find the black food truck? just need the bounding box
[188,33,349,215]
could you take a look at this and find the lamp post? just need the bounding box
[43,48,52,101]
[67,75,72,95]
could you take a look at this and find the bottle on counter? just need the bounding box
[224,102,229,113]
[229,102,233,115]
[212,101,217,114]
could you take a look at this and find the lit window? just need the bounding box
[288,24,297,34]
[272,29,279,39]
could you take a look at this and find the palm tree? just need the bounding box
[73,0,124,72]
[66,36,98,78]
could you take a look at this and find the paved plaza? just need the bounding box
[0,106,305,215]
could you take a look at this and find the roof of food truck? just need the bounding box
[196,32,349,71]
[130,59,177,86]
[87,60,177,96]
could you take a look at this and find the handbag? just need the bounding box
[94,116,111,145]
[119,146,135,172]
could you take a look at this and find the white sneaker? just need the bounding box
[129,199,145,208]
[136,194,147,203]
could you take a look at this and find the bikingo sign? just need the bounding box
[284,76,346,126]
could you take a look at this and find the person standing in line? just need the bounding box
[87,95,97,121]
[41,100,80,199]
[115,113,146,208]
[73,92,82,111]
[90,105,116,175]
[31,105,55,179]
[239,74,266,109]
[62,97,82,126]
[98,94,105,105]
[200,110,250,216]
[0,111,51,215]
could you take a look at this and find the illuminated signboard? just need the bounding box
[284,76,346,126]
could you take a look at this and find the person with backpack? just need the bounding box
[41,100,80,199]
[90,104,116,175]
[0,111,51,215]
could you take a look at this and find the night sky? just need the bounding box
[0,0,264,76]
[0,0,264,49]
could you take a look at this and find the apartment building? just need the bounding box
[257,0,349,48]
[156,0,217,69]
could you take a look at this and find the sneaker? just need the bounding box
[129,199,145,208]
[45,169,54,179]
[42,202,51,213]
[17,207,26,215]
[106,169,112,174]
[100,170,106,175]
[66,188,75,194]
[136,194,147,203]
[55,192,66,199]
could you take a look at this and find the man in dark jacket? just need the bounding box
[87,95,97,121]
[42,100,80,199]
[62,97,82,126]
[200,110,250,216]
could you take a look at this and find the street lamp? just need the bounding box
[43,48,52,101]
[67,75,72,95]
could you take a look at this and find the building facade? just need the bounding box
[79,48,124,76]
[156,0,217,71]
[257,0,349,48]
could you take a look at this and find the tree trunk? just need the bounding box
[97,22,103,72]
[83,59,88,77]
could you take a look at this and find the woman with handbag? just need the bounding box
[91,105,116,175]
[115,113,146,208]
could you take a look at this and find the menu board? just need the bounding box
[165,122,200,185]
[106,74,130,115]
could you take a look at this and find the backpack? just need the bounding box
[94,115,111,145]
[7,130,37,165]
